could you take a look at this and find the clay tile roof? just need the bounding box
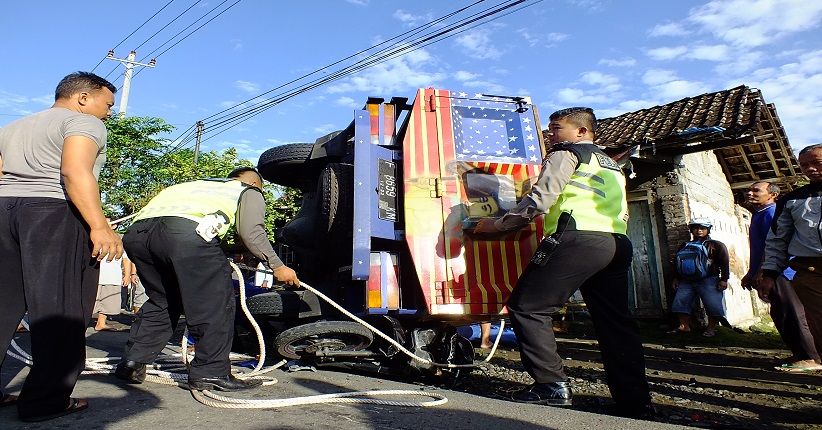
[594,85,759,149]
[541,85,802,190]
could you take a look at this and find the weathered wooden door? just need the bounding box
[626,198,665,316]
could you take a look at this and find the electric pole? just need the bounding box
[194,121,205,165]
[105,50,156,116]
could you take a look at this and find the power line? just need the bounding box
[91,0,177,73]
[206,0,483,125]
[167,0,540,153]
[133,0,203,52]
[106,0,219,81]
[204,0,520,129]
[152,0,242,60]
[111,1,240,102]
[129,0,238,82]
[163,0,493,154]
[108,0,203,88]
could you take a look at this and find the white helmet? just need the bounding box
[688,217,713,229]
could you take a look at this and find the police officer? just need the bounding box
[114,167,299,391]
[474,107,652,418]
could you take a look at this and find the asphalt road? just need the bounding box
[1,328,686,430]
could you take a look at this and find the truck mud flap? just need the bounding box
[246,289,322,319]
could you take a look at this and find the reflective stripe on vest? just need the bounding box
[544,144,629,235]
[132,179,250,238]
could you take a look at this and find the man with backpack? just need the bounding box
[669,218,730,337]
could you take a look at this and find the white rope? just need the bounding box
[110,213,138,225]
[294,278,504,368]
[172,262,449,407]
[190,388,448,408]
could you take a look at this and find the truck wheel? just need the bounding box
[274,321,373,360]
[319,163,354,236]
[257,143,318,191]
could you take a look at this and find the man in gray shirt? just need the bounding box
[760,144,822,367]
[0,72,122,422]
[114,167,298,392]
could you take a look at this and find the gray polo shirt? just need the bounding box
[0,107,107,200]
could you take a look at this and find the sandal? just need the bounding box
[775,362,822,373]
[702,329,716,337]
[0,393,18,407]
[20,397,88,422]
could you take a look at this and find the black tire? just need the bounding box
[319,163,354,236]
[257,143,318,191]
[274,321,373,360]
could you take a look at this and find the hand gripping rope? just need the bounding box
[6,259,507,409]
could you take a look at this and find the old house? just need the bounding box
[552,85,802,325]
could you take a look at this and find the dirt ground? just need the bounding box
[450,321,822,430]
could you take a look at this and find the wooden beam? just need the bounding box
[653,135,755,156]
[716,149,734,185]
[730,175,804,190]
[762,104,797,177]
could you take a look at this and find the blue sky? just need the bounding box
[1,0,820,163]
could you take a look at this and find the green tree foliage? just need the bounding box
[99,116,173,217]
[100,116,301,243]
[266,185,302,230]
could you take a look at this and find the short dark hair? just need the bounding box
[228,166,263,183]
[798,144,822,157]
[752,181,780,195]
[55,72,117,101]
[549,107,596,134]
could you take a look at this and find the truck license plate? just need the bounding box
[378,159,397,222]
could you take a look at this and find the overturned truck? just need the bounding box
[249,88,548,373]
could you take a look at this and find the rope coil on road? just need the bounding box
[191,388,448,408]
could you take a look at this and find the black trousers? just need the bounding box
[0,197,99,418]
[790,258,822,361]
[507,231,651,408]
[770,275,820,362]
[122,217,235,379]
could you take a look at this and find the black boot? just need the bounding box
[114,360,147,384]
[511,382,572,406]
[187,374,262,392]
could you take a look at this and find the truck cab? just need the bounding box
[252,88,546,370]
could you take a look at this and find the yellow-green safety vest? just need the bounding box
[543,143,629,236]
[133,179,254,238]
